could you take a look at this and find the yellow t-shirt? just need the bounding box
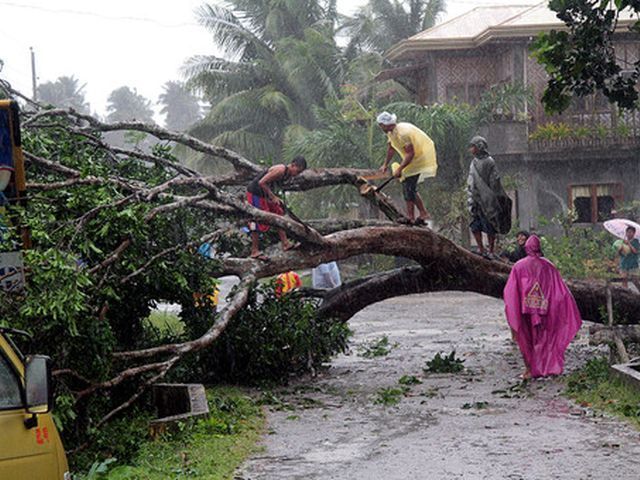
[387,122,437,181]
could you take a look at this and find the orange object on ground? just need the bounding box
[275,271,302,297]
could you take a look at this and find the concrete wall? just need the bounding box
[499,151,640,232]
[478,121,528,155]
[401,40,640,235]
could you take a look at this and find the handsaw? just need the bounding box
[375,176,395,193]
[359,171,389,182]
[358,175,396,195]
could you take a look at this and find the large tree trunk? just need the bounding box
[216,223,640,325]
[589,324,640,344]
[315,261,640,325]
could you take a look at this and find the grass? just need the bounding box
[77,386,265,480]
[145,310,184,337]
[565,357,640,429]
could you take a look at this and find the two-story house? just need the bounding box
[380,2,640,230]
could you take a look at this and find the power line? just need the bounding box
[0,1,201,29]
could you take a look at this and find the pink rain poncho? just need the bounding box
[503,235,582,377]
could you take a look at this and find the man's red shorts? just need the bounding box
[246,191,284,232]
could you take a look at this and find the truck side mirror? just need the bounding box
[25,355,52,414]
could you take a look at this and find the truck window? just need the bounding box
[0,354,22,409]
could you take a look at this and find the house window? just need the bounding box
[570,183,622,223]
[445,84,486,105]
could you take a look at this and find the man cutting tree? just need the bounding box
[377,111,438,225]
[246,156,307,260]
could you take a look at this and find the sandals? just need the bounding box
[250,253,270,262]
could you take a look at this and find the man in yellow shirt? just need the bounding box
[377,111,437,225]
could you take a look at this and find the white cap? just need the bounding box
[376,111,397,125]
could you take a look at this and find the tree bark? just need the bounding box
[315,262,640,325]
[589,324,640,344]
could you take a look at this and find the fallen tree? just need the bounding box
[2,82,639,450]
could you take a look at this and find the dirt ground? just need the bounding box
[237,291,640,480]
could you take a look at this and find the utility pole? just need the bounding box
[30,47,37,101]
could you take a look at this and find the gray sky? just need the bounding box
[0,0,536,120]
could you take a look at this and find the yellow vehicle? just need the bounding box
[0,328,70,479]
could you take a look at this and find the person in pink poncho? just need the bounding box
[503,235,582,379]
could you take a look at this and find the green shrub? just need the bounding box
[565,357,611,395]
[188,282,351,385]
[538,213,615,280]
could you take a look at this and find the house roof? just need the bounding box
[407,5,534,41]
[386,2,633,61]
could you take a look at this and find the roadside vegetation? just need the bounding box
[565,358,640,429]
[75,387,264,480]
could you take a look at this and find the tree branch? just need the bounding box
[114,274,256,360]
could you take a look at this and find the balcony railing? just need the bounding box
[529,134,640,152]
[527,110,640,152]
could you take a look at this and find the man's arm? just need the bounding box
[625,238,639,254]
[393,143,415,178]
[380,144,396,173]
[258,165,286,203]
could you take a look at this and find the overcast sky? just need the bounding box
[0,0,537,120]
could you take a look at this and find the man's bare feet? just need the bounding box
[519,370,531,380]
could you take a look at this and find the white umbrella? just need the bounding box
[603,219,640,239]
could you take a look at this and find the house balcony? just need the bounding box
[528,134,640,153]
[480,113,640,156]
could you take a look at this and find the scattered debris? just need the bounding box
[374,387,409,406]
[424,351,465,373]
[358,335,398,358]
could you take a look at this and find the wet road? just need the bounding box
[238,292,640,480]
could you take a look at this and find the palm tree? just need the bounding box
[105,86,155,149]
[106,86,154,123]
[158,81,202,132]
[37,75,90,113]
[341,0,447,55]
[183,1,343,161]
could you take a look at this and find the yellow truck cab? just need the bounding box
[0,328,70,479]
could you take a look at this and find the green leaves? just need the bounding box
[424,351,465,373]
[187,282,351,384]
[531,0,640,113]
[1,118,233,451]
